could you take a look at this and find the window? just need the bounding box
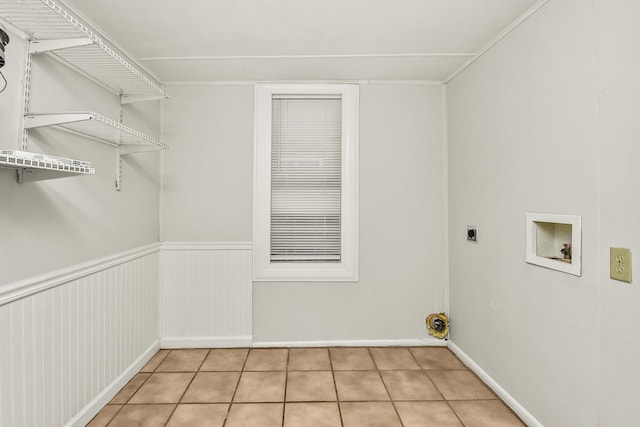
[253,84,358,281]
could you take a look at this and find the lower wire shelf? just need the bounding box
[0,150,95,182]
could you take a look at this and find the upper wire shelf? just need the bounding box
[0,0,166,97]
[25,112,167,153]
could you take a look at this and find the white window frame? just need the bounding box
[253,84,359,281]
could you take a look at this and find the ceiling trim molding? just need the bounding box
[444,0,550,84]
[164,79,444,86]
[139,53,475,61]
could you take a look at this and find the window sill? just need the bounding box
[253,262,358,282]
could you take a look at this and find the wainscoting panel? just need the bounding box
[161,242,253,347]
[0,246,160,427]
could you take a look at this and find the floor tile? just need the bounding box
[284,402,342,427]
[395,401,463,427]
[129,372,195,403]
[166,404,229,427]
[330,347,376,370]
[244,348,289,371]
[334,371,389,401]
[380,370,443,400]
[449,400,525,426]
[181,371,241,403]
[288,348,331,371]
[410,347,466,370]
[156,349,209,372]
[200,348,249,371]
[108,404,175,427]
[140,349,170,372]
[370,347,421,370]
[427,370,497,400]
[93,345,520,427]
[86,404,122,427]
[225,403,283,427]
[110,373,150,404]
[234,371,287,402]
[286,371,337,401]
[340,402,402,427]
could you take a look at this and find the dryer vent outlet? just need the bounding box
[426,313,449,340]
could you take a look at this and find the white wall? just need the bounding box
[161,84,254,242]
[160,85,255,344]
[594,1,640,425]
[447,0,640,425]
[162,83,447,344]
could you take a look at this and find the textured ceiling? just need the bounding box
[66,0,541,82]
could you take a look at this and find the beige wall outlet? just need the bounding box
[610,247,632,283]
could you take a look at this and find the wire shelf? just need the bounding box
[0,150,95,181]
[25,112,167,152]
[0,0,165,96]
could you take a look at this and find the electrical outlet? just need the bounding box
[610,247,632,283]
[467,226,477,242]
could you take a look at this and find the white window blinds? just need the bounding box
[271,95,342,262]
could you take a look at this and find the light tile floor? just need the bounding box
[87,347,525,427]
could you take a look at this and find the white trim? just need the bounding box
[64,340,160,427]
[253,84,359,281]
[162,241,253,251]
[140,53,475,61]
[253,338,447,348]
[0,243,161,306]
[447,341,543,427]
[442,83,450,314]
[161,336,253,349]
[166,80,444,86]
[444,0,550,83]
[159,101,166,242]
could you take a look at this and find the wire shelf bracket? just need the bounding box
[28,38,93,54]
[24,112,167,154]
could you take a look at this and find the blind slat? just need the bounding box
[271,97,342,262]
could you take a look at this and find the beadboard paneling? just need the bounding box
[0,248,160,427]
[161,242,252,347]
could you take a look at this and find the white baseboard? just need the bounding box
[64,340,161,427]
[447,341,542,427]
[160,336,446,349]
[253,337,447,348]
[161,336,253,349]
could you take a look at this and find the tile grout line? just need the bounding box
[222,348,251,427]
[367,347,405,427]
[282,348,290,427]
[103,404,124,427]
[328,347,345,427]
[407,348,448,401]
[407,347,467,426]
[163,348,212,426]
[103,349,172,426]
